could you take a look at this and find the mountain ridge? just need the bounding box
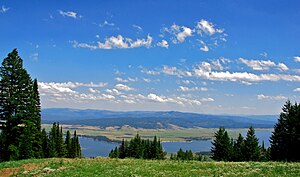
[41,108,277,129]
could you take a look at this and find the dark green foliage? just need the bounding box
[109,134,165,160]
[233,133,244,161]
[211,127,232,161]
[41,128,50,158]
[270,100,300,161]
[0,49,41,161]
[69,130,81,158]
[65,130,71,157]
[174,149,194,160]
[212,127,264,162]
[243,126,260,161]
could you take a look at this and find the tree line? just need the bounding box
[109,134,165,159]
[211,100,300,162]
[211,126,268,161]
[0,49,81,161]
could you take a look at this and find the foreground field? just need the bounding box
[0,158,299,177]
[42,124,272,142]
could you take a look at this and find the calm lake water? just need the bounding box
[79,131,272,157]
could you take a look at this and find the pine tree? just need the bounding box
[65,130,71,158]
[119,139,126,159]
[0,49,40,161]
[211,127,232,161]
[243,126,260,161]
[233,133,244,161]
[41,128,50,158]
[270,101,300,161]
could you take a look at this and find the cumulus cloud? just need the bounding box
[163,24,193,43]
[106,88,122,95]
[115,84,135,91]
[115,77,128,83]
[277,63,289,71]
[199,40,209,52]
[239,58,288,71]
[88,88,101,94]
[147,93,202,106]
[58,10,80,19]
[72,35,152,50]
[294,56,300,62]
[257,94,287,101]
[157,40,169,48]
[0,5,9,13]
[196,19,224,36]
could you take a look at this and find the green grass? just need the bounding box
[42,124,273,142]
[1,158,300,177]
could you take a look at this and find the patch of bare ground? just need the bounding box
[0,162,47,177]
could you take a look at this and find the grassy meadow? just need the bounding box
[0,158,299,177]
[42,124,272,142]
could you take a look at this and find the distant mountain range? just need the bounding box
[41,108,278,129]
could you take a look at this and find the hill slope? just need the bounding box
[42,108,277,129]
[0,158,299,177]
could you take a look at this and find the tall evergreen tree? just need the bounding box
[65,130,71,158]
[211,127,232,161]
[243,126,260,161]
[41,128,50,158]
[270,100,300,161]
[233,133,244,161]
[0,49,41,161]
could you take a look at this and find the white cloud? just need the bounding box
[199,40,209,52]
[72,35,153,50]
[260,52,268,57]
[163,24,193,43]
[99,20,115,27]
[106,89,122,95]
[115,84,135,91]
[161,65,191,77]
[177,26,193,43]
[157,40,169,48]
[294,56,300,62]
[277,63,289,71]
[177,86,208,92]
[71,40,97,50]
[146,93,202,106]
[147,93,166,103]
[239,58,276,71]
[132,24,143,31]
[182,80,196,85]
[101,94,115,100]
[0,5,9,13]
[239,58,289,71]
[89,88,101,94]
[140,67,160,75]
[115,77,128,83]
[293,88,300,92]
[257,94,287,101]
[200,97,215,102]
[196,19,223,36]
[58,10,80,19]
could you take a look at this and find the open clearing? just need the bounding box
[0,158,299,177]
[42,124,273,142]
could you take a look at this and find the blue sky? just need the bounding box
[0,0,300,115]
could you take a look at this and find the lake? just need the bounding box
[79,131,272,157]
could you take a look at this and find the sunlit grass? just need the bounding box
[1,158,299,177]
